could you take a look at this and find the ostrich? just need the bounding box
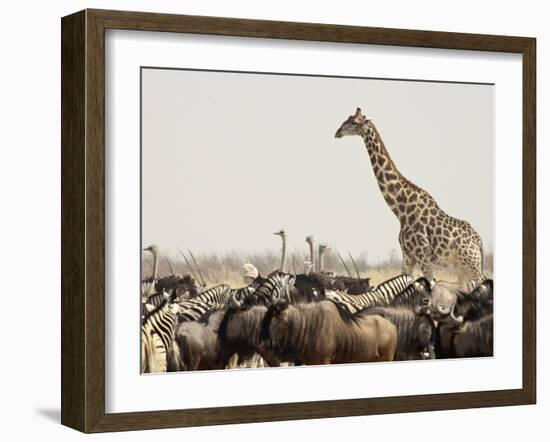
[318,243,329,273]
[305,235,316,272]
[303,261,314,275]
[274,229,287,272]
[142,244,160,297]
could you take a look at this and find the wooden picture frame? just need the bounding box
[61,8,536,433]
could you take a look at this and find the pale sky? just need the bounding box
[141,68,493,263]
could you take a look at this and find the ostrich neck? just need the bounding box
[280,236,287,272]
[308,241,315,270]
[152,250,159,281]
[318,248,325,273]
[360,123,413,218]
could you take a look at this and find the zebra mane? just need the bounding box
[197,305,225,325]
[142,297,169,323]
[370,274,413,291]
[328,299,364,324]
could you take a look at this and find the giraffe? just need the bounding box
[334,108,484,287]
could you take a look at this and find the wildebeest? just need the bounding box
[175,308,225,370]
[433,279,493,359]
[436,314,493,358]
[430,279,493,324]
[217,305,281,368]
[155,274,199,300]
[260,300,397,365]
[453,279,493,321]
[359,303,436,360]
[330,275,371,294]
[290,272,371,303]
[291,273,327,303]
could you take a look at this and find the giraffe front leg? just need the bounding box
[419,260,434,282]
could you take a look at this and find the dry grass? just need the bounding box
[143,248,493,288]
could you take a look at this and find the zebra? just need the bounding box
[245,271,296,306]
[228,286,256,308]
[141,289,172,322]
[325,274,414,314]
[175,284,235,324]
[141,299,179,373]
[390,277,433,309]
[189,283,231,305]
[177,297,230,323]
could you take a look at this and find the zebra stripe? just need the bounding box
[177,298,217,322]
[143,301,177,356]
[228,286,256,308]
[246,272,294,306]
[144,290,170,307]
[141,290,171,322]
[141,300,177,373]
[190,284,231,305]
[390,277,431,308]
[326,274,413,313]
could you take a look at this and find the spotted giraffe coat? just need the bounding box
[335,108,484,286]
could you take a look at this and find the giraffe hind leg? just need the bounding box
[458,246,484,289]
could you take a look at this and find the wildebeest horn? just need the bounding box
[178,250,200,285]
[163,256,175,275]
[336,251,353,277]
[348,252,361,279]
[449,307,464,326]
[188,249,207,287]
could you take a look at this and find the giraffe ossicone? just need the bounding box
[335,107,485,288]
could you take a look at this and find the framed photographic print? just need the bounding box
[61,9,536,433]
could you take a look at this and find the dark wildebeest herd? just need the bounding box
[141,265,493,373]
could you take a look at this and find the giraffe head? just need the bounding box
[335,108,368,138]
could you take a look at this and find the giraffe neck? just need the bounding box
[360,122,415,221]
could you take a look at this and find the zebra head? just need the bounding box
[228,287,252,309]
[269,272,295,305]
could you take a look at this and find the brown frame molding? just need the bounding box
[61,9,536,433]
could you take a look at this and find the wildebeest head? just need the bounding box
[259,301,290,344]
[155,274,198,301]
[413,300,437,360]
[430,282,464,327]
[413,277,432,297]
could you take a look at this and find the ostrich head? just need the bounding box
[305,235,314,246]
[274,229,286,238]
[335,107,368,138]
[143,244,159,255]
